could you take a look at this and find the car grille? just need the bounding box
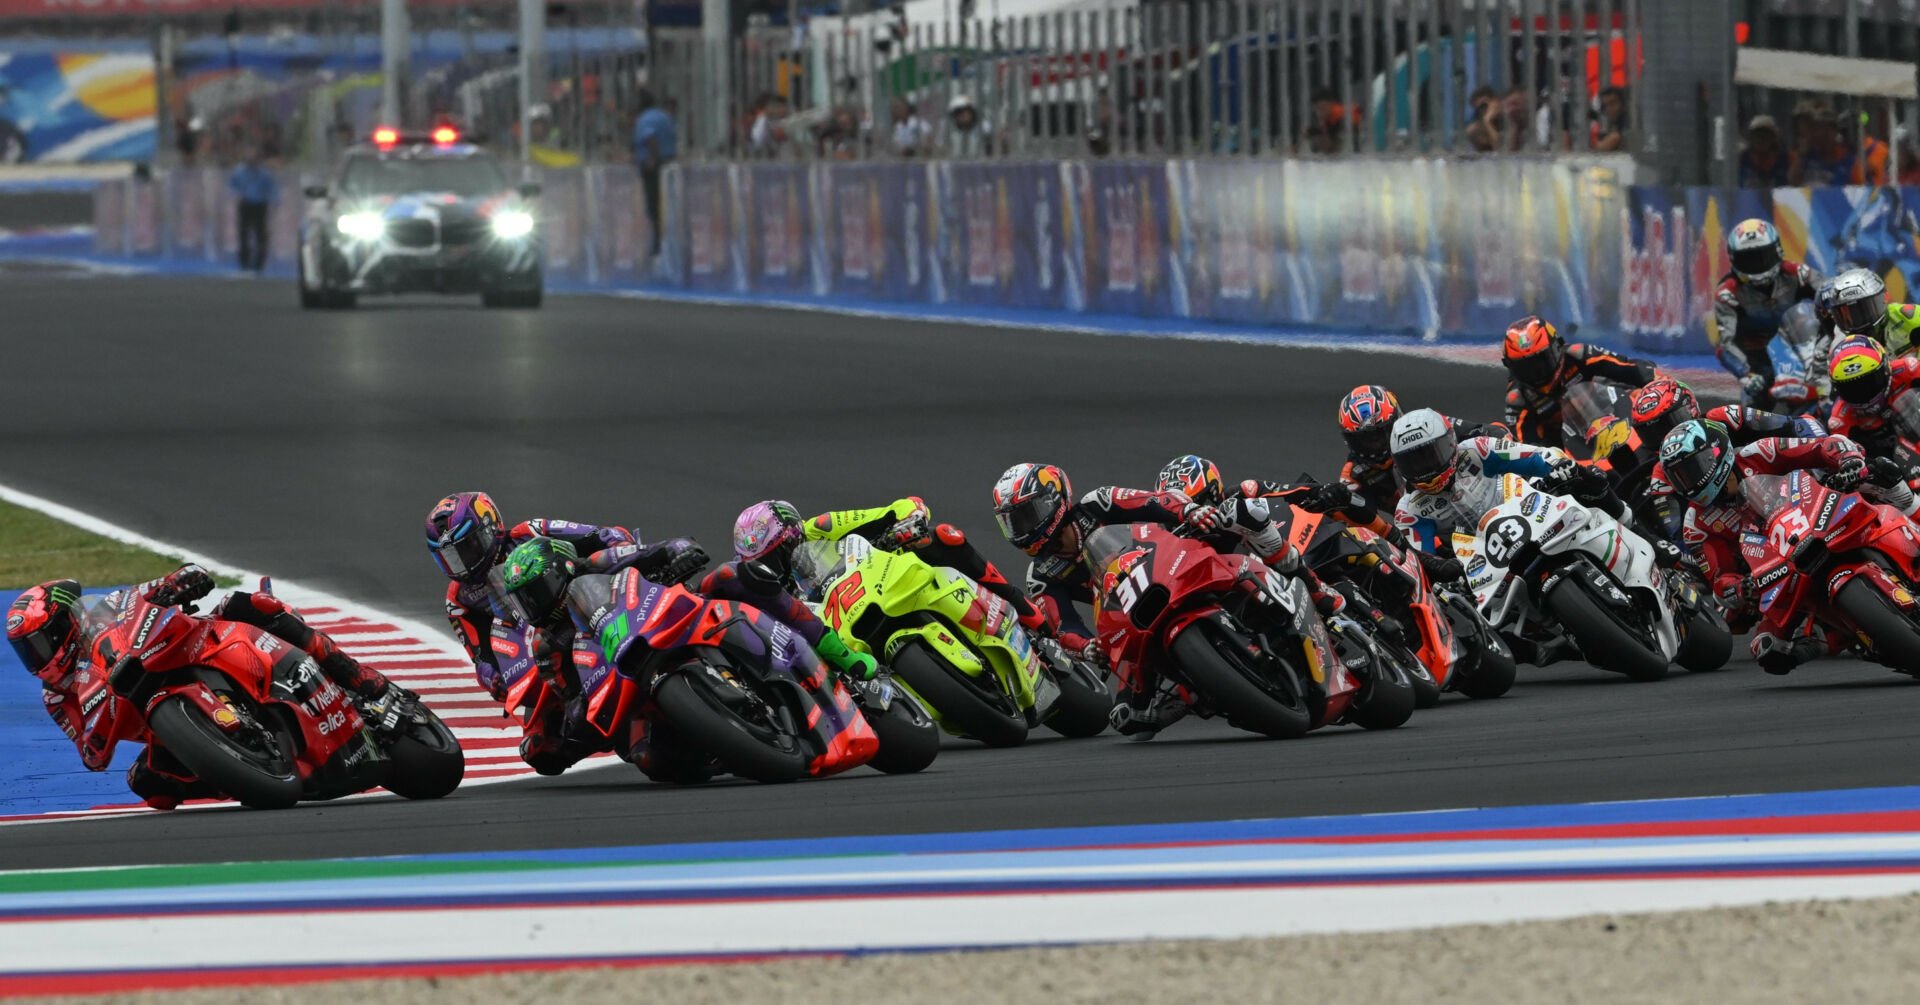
[440,218,489,246]
[389,219,436,248]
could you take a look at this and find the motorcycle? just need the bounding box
[1278,494,1515,702]
[556,567,882,783]
[1766,301,1831,419]
[1453,474,1731,681]
[1742,469,1920,675]
[1560,380,1644,473]
[1085,523,1415,739]
[79,580,464,809]
[793,536,1111,747]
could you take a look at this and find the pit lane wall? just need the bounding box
[98,156,1920,356]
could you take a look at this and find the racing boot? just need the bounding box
[1755,620,1845,676]
[219,591,395,700]
[1107,680,1189,741]
[126,751,223,810]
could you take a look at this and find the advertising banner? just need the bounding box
[537,168,586,281]
[679,163,740,294]
[739,163,816,297]
[1074,160,1176,318]
[815,162,935,304]
[933,161,1072,312]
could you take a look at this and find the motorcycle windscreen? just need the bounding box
[1739,473,1795,522]
[1082,525,1137,574]
[790,540,850,601]
[1890,389,1920,442]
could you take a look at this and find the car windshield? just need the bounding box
[339,155,506,198]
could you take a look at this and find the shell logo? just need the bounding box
[55,54,155,121]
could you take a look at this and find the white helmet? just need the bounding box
[1390,408,1459,493]
[1828,267,1888,336]
[1728,218,1782,284]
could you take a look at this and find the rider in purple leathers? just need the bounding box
[691,501,879,685]
[424,491,706,774]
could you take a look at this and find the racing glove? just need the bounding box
[655,540,710,585]
[814,627,878,682]
[1741,372,1770,403]
[1295,482,1355,515]
[1415,550,1466,584]
[1181,502,1228,534]
[1714,574,1757,613]
[1828,455,1869,492]
[877,510,933,551]
[147,564,215,607]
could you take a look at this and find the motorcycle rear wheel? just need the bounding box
[1169,621,1313,739]
[1544,580,1669,682]
[1836,579,1920,672]
[381,704,466,800]
[889,643,1029,747]
[146,695,302,810]
[1440,592,1516,699]
[654,671,809,783]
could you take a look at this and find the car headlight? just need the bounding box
[337,211,385,241]
[491,209,535,240]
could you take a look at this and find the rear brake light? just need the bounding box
[372,127,398,146]
[432,126,459,145]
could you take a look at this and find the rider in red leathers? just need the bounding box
[9,565,403,809]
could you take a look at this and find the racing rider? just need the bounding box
[1626,377,1828,540]
[1711,219,1822,405]
[1823,267,1920,356]
[424,491,705,775]
[1501,316,1661,447]
[1658,418,1914,674]
[1154,453,1392,538]
[9,565,405,809]
[1334,385,1511,510]
[1825,338,1920,493]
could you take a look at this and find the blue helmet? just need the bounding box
[1661,420,1736,505]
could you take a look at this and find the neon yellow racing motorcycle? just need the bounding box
[793,536,1113,746]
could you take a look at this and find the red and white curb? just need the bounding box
[0,482,566,825]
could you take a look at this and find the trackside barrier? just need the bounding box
[92,155,1819,351]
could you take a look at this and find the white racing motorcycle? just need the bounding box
[1452,474,1731,681]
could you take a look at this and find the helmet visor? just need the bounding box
[9,629,65,677]
[503,564,571,625]
[995,496,1059,548]
[1835,364,1891,405]
[1666,445,1726,502]
[1506,344,1562,389]
[1833,291,1888,335]
[1393,438,1457,491]
[430,521,496,579]
[1344,423,1393,459]
[1730,245,1780,279]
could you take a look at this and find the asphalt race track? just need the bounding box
[1,274,1914,869]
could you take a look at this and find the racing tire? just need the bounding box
[862,694,940,774]
[653,670,809,783]
[380,705,465,800]
[1404,657,1442,709]
[1169,620,1313,739]
[889,642,1028,747]
[1042,660,1113,738]
[1347,662,1416,730]
[1676,607,1734,673]
[146,695,301,810]
[1836,579,1920,672]
[1457,643,1518,699]
[1544,580,1668,682]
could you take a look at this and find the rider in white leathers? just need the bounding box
[1388,409,1582,555]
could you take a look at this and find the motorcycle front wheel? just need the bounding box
[1836,579,1920,672]
[1544,580,1668,682]
[889,642,1029,747]
[862,691,941,774]
[1169,620,1313,739]
[146,695,302,810]
[1042,658,1113,738]
[654,669,809,783]
[381,702,466,800]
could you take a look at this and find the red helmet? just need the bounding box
[1337,385,1401,460]
[1628,377,1700,445]
[8,580,84,684]
[1502,316,1566,391]
[1155,454,1225,506]
[992,463,1074,555]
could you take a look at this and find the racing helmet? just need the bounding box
[1727,218,1783,284]
[1502,316,1565,392]
[1389,408,1460,494]
[1660,420,1736,506]
[499,537,580,628]
[1338,384,1402,460]
[1829,335,1892,406]
[1155,455,1225,507]
[992,462,1073,555]
[425,491,506,585]
[1628,377,1701,446]
[1828,267,1889,337]
[733,500,805,572]
[7,580,84,684]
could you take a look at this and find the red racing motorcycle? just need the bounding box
[1742,470,1920,674]
[1085,524,1414,739]
[81,582,463,809]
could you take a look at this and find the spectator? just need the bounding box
[1793,108,1855,186]
[174,115,200,164]
[1853,110,1890,187]
[1086,93,1116,157]
[1303,86,1351,154]
[1501,86,1536,151]
[227,148,276,275]
[888,97,931,158]
[1592,86,1629,152]
[631,88,676,258]
[749,92,791,158]
[1790,98,1822,162]
[1738,115,1792,188]
[1464,85,1500,152]
[817,106,867,160]
[1898,128,1920,186]
[944,93,995,158]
